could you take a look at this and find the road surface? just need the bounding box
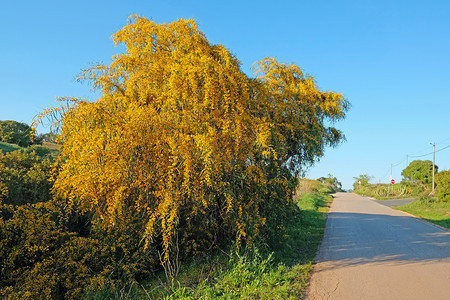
[306,192,450,300]
[372,198,415,207]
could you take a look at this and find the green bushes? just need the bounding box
[0,150,53,205]
[436,170,450,202]
[0,149,158,299]
[351,173,431,199]
[0,199,158,299]
[0,144,332,298]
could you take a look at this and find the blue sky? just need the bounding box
[1,0,449,189]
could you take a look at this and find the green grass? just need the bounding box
[395,200,450,229]
[0,141,61,157]
[0,141,22,153]
[127,192,332,299]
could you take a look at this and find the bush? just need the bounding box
[22,145,54,158]
[435,170,450,202]
[0,200,158,299]
[0,150,53,205]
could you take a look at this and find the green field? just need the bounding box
[0,141,22,153]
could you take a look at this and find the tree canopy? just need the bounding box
[0,120,35,147]
[318,174,343,192]
[401,160,437,184]
[37,16,349,259]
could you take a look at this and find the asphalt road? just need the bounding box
[372,198,416,207]
[306,192,450,300]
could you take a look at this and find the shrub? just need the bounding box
[435,170,450,202]
[22,145,54,158]
[0,200,157,299]
[0,150,53,205]
[38,16,348,262]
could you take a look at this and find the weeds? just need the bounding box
[140,190,331,299]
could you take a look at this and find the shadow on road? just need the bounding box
[317,211,450,269]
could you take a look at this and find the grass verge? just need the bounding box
[132,192,332,299]
[395,199,450,229]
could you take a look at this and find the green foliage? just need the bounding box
[22,144,57,158]
[352,181,429,199]
[296,178,335,196]
[401,160,437,184]
[0,150,53,205]
[352,174,373,192]
[435,170,450,202]
[352,173,431,199]
[317,174,343,192]
[0,120,35,147]
[0,200,158,299]
[38,131,58,143]
[0,149,157,299]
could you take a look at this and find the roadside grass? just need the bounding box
[395,199,450,229]
[132,192,332,299]
[0,141,22,153]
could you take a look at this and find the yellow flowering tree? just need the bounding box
[38,16,348,261]
[253,57,348,175]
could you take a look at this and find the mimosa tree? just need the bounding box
[37,16,349,261]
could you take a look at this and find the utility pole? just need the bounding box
[388,163,392,197]
[432,142,435,194]
[390,163,393,181]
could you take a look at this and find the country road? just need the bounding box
[306,192,450,300]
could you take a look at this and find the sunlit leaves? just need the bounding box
[39,16,348,260]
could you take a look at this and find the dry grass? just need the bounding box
[42,141,62,150]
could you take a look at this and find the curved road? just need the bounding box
[306,192,450,299]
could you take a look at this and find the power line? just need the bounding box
[436,144,450,153]
[437,137,450,144]
[392,159,405,167]
[409,143,450,158]
[377,140,450,184]
[410,151,433,158]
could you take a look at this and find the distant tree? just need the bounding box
[352,174,373,190]
[317,174,343,192]
[435,170,450,202]
[38,131,58,143]
[401,160,437,184]
[0,120,35,147]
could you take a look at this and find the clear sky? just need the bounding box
[1,0,449,190]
